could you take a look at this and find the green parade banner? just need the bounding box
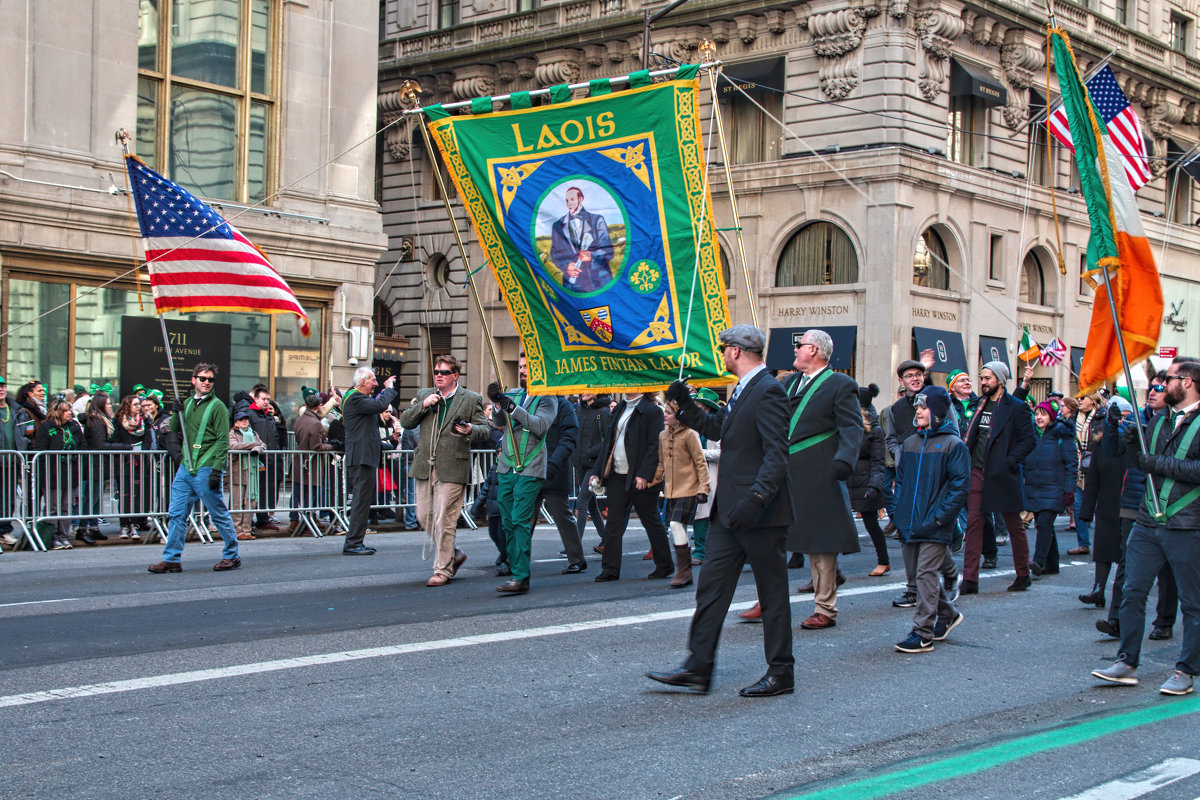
[424,65,734,395]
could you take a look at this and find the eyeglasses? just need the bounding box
[433,369,455,376]
[1164,375,1188,384]
[195,376,215,384]
[1151,384,1166,393]
[720,343,738,352]
[794,342,815,351]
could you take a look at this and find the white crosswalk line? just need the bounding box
[1057,758,1200,800]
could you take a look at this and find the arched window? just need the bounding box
[373,298,396,337]
[775,222,858,287]
[1021,250,1046,305]
[719,246,733,293]
[913,228,950,290]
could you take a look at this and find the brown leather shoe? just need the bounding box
[450,547,467,576]
[255,522,280,532]
[496,579,529,595]
[800,612,836,629]
[796,581,814,593]
[237,533,255,541]
[426,573,450,587]
[213,557,241,571]
[738,602,762,622]
[147,561,182,574]
[286,521,299,535]
[642,550,653,560]
[1067,546,1090,555]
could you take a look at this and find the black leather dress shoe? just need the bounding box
[1149,625,1174,640]
[496,579,529,594]
[646,668,710,693]
[342,545,376,555]
[594,572,619,582]
[562,561,588,574]
[75,531,97,546]
[739,674,795,697]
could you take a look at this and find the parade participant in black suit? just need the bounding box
[341,366,397,555]
[647,324,794,697]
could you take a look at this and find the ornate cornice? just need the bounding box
[914,9,964,101]
[808,7,868,99]
[999,33,1044,130]
[534,48,582,86]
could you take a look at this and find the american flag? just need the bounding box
[124,156,310,335]
[1038,337,1067,367]
[1046,66,1151,192]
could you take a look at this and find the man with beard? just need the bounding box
[960,361,1036,594]
[648,324,793,696]
[487,357,558,595]
[1093,357,1200,696]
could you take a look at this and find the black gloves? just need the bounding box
[863,486,880,503]
[544,464,558,484]
[831,459,852,481]
[665,379,692,408]
[171,400,185,414]
[696,492,708,505]
[487,382,515,413]
[726,492,765,530]
[1107,403,1124,426]
[1136,451,1157,474]
[208,470,222,491]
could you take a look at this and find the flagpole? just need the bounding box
[116,136,194,474]
[702,45,758,328]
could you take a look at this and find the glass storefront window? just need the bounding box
[250,0,271,94]
[138,0,159,70]
[273,309,323,420]
[6,280,70,392]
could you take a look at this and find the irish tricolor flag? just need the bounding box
[1050,28,1162,394]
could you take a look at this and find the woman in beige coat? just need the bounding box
[653,403,710,588]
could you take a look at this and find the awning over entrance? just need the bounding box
[979,335,1009,370]
[719,57,785,101]
[913,326,967,373]
[950,59,1007,107]
[767,326,856,372]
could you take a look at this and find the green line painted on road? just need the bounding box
[782,696,1200,800]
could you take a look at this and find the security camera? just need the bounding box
[348,357,359,366]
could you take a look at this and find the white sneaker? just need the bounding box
[119,527,131,539]
[1,533,16,546]
[130,531,141,541]
[51,540,73,550]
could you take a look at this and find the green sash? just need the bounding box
[1145,413,1200,523]
[183,396,223,475]
[502,395,546,471]
[788,370,836,455]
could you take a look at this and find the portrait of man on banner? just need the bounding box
[540,183,621,293]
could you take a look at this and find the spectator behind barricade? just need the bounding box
[112,395,155,540]
[373,406,402,525]
[400,422,420,530]
[72,385,91,417]
[78,392,126,547]
[289,392,333,535]
[15,381,47,440]
[0,376,31,548]
[33,399,84,550]
[246,384,287,532]
[651,402,709,588]
[145,392,182,466]
[228,402,266,542]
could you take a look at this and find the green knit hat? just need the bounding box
[946,369,968,390]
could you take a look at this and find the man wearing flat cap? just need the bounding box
[961,360,1036,594]
[648,324,795,697]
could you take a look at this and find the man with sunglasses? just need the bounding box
[399,354,489,586]
[149,363,241,573]
[1094,358,1200,696]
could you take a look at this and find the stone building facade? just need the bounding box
[1,0,385,408]
[380,0,1200,397]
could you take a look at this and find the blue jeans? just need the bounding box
[1073,490,1090,548]
[881,464,897,521]
[161,465,238,563]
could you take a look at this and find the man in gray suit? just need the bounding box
[341,366,397,555]
[399,354,490,586]
[648,324,794,697]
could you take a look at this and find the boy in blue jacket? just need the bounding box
[893,386,970,653]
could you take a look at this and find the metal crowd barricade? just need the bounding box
[27,449,171,547]
[0,450,36,550]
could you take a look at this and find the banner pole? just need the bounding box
[703,59,758,327]
[404,82,523,468]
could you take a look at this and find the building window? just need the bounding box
[1079,253,1093,299]
[516,0,538,10]
[1028,92,1062,187]
[913,228,950,290]
[374,299,396,338]
[437,0,460,28]
[724,92,782,165]
[427,254,451,288]
[1171,12,1192,52]
[718,247,733,293]
[1166,141,1192,224]
[989,234,1004,281]
[947,95,987,166]
[1020,250,1046,305]
[137,0,277,204]
[1116,0,1130,26]
[427,326,453,377]
[775,222,859,287]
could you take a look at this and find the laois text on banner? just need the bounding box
[425,72,733,395]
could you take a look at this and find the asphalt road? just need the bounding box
[2,517,1195,800]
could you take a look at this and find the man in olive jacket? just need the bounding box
[399,354,490,586]
[342,366,398,555]
[149,363,240,573]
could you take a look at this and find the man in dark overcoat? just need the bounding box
[342,367,398,555]
[783,329,863,630]
[648,324,794,697]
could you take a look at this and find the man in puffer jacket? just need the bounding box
[892,386,969,653]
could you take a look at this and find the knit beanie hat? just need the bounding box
[981,360,1010,384]
[945,369,968,390]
